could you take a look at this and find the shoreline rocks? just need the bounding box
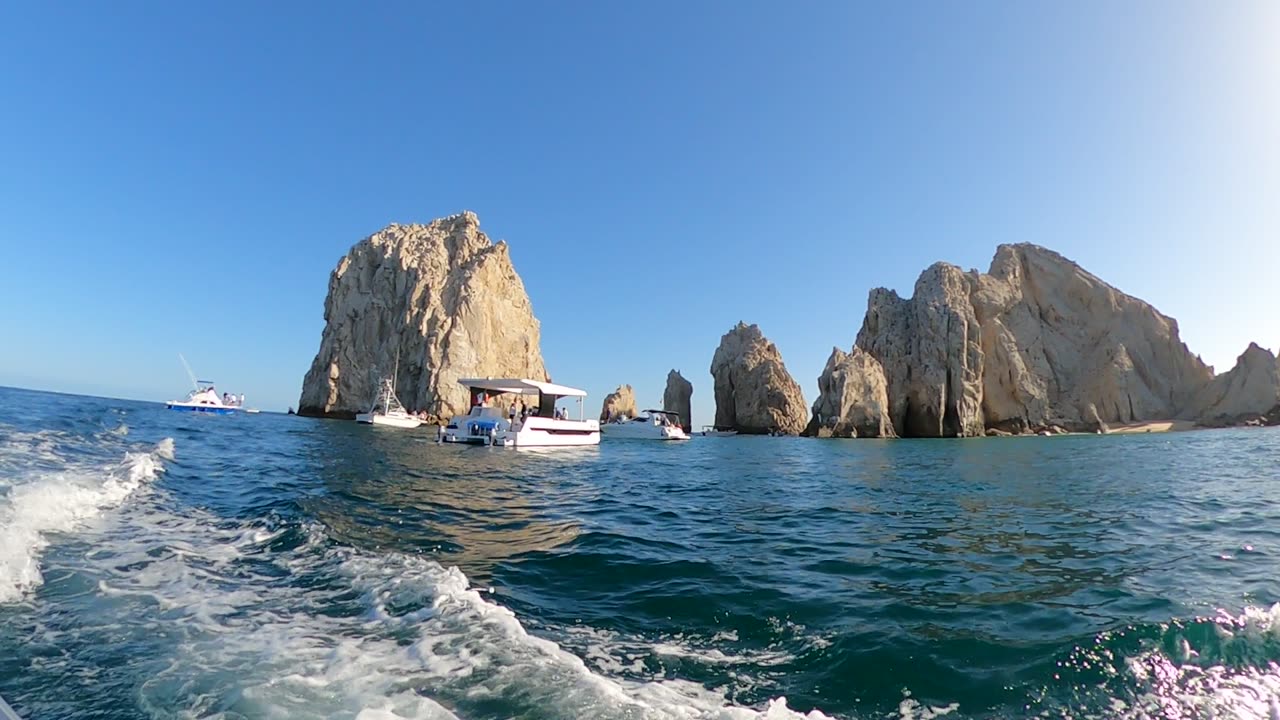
[297,212,547,422]
[710,323,807,435]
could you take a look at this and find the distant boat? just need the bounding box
[602,410,689,440]
[287,407,296,415]
[166,354,253,414]
[166,383,242,414]
[698,425,739,437]
[355,353,422,429]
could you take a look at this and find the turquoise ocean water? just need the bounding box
[2,385,1279,719]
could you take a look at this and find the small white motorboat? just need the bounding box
[356,376,422,429]
[602,410,689,440]
[441,378,599,447]
[697,425,739,437]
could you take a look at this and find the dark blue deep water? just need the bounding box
[2,385,1280,719]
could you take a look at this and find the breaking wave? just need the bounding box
[0,431,173,603]
[1038,603,1280,719]
[64,504,841,719]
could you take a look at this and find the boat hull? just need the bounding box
[601,418,688,440]
[494,417,600,447]
[356,412,423,429]
[441,415,509,444]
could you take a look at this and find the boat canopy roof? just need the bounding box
[457,377,588,398]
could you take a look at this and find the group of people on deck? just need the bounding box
[220,392,245,407]
[471,393,569,421]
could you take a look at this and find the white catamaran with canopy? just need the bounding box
[440,378,600,447]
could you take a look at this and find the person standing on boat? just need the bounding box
[508,400,517,423]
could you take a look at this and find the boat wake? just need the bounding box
[0,434,838,719]
[66,510,839,719]
[0,428,173,604]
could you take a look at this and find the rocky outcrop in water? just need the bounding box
[814,244,1219,437]
[600,384,639,422]
[298,212,548,421]
[710,323,807,435]
[662,370,693,431]
[803,347,894,438]
[1183,343,1280,427]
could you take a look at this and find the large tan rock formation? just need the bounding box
[600,384,639,422]
[1183,343,1280,426]
[298,212,547,421]
[662,370,693,431]
[803,347,895,438]
[710,323,808,435]
[815,244,1217,437]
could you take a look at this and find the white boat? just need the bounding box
[166,384,244,414]
[697,425,739,437]
[165,355,253,414]
[441,378,600,447]
[602,410,689,440]
[356,376,423,429]
[356,353,422,429]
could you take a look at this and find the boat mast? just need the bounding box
[178,353,199,391]
[390,349,401,414]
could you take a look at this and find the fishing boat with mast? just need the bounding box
[355,354,422,429]
[165,354,251,414]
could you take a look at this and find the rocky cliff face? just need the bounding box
[1183,343,1280,426]
[804,347,894,438]
[662,370,693,431]
[298,212,547,421]
[600,384,639,422]
[971,245,1211,433]
[710,323,807,435]
[816,244,1217,437]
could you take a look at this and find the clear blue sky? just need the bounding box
[1,2,1276,423]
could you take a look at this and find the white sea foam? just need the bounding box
[896,691,958,720]
[34,477,839,720]
[0,436,173,603]
[550,621,823,707]
[1061,604,1280,720]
